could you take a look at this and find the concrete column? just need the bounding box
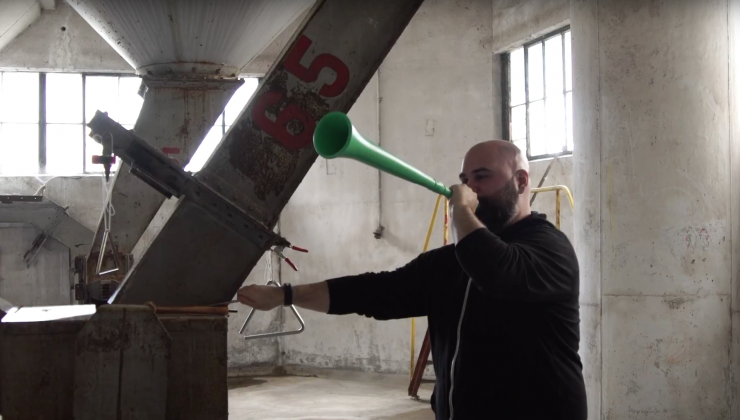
[729,0,740,417]
[574,0,735,417]
[88,77,241,258]
[571,0,601,418]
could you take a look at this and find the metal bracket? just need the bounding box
[22,205,67,267]
[86,112,292,251]
[238,279,305,340]
[0,195,42,204]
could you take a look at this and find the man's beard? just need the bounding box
[475,177,520,233]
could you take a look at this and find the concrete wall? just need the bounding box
[0,0,41,54]
[0,0,131,72]
[730,1,740,416]
[574,0,739,419]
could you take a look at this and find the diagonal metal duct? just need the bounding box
[67,0,316,265]
[107,0,425,306]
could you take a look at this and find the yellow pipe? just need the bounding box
[530,185,575,210]
[556,189,561,230]
[410,194,442,378]
[444,198,449,245]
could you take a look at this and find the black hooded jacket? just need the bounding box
[326,212,587,419]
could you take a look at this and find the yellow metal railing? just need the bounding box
[410,194,448,378]
[530,185,575,229]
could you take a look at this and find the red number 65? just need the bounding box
[284,35,350,97]
[251,35,350,149]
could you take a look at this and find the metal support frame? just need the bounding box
[87,77,244,257]
[99,0,426,306]
[0,196,94,257]
[22,204,67,267]
[87,113,293,253]
[0,196,41,204]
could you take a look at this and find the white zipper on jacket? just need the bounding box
[448,278,472,420]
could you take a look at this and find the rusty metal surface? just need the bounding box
[73,305,170,420]
[0,320,85,420]
[110,198,266,305]
[0,312,226,420]
[88,77,243,257]
[67,0,314,76]
[160,316,228,420]
[112,0,425,306]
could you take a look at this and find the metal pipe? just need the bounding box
[530,185,575,210]
[410,194,442,378]
[529,185,574,230]
[556,189,561,229]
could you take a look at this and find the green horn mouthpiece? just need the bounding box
[313,112,451,199]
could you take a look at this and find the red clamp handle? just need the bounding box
[284,258,298,272]
[91,155,116,164]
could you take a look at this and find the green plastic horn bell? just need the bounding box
[313,112,452,199]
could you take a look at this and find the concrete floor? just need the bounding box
[228,376,435,420]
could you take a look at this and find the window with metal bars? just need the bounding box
[0,72,258,175]
[502,26,572,160]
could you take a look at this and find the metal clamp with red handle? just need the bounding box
[271,244,308,272]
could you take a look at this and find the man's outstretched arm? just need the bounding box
[236,248,450,320]
[237,281,329,313]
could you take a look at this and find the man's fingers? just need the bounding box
[237,286,254,305]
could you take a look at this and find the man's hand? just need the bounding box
[450,184,479,212]
[237,285,283,310]
[449,184,485,243]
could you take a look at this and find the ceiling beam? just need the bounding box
[0,0,41,53]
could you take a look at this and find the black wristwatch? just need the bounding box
[283,283,293,306]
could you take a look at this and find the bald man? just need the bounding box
[237,140,587,420]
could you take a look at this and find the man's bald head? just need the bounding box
[458,140,531,231]
[464,140,529,175]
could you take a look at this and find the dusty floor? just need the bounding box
[228,376,435,420]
